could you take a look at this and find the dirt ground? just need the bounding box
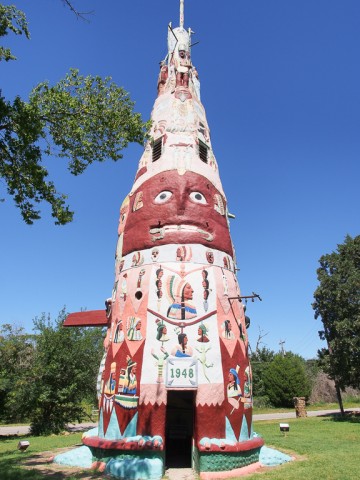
[20,448,196,480]
[20,447,111,479]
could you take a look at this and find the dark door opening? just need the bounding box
[165,390,195,468]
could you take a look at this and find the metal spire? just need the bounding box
[180,0,184,28]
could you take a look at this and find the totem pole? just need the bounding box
[65,2,263,478]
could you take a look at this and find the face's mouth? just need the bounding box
[149,224,214,242]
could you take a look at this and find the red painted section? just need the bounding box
[83,436,164,451]
[63,311,108,327]
[122,171,234,257]
[195,403,226,440]
[219,339,249,441]
[197,436,264,452]
[137,402,166,438]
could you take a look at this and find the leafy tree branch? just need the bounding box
[0,4,29,61]
[0,4,150,224]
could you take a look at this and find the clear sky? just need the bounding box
[1,0,359,359]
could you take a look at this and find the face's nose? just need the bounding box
[177,186,188,216]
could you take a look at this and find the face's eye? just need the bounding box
[154,191,173,204]
[189,192,207,204]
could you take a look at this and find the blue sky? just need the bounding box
[1,0,359,359]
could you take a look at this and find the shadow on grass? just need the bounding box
[0,434,25,440]
[0,455,106,479]
[331,411,360,424]
[319,411,360,424]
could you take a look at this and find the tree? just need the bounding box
[312,235,360,412]
[250,346,275,406]
[0,4,29,61]
[0,4,149,225]
[262,353,311,408]
[0,324,35,422]
[14,309,104,435]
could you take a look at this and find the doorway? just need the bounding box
[165,390,195,468]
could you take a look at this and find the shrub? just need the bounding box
[262,353,311,408]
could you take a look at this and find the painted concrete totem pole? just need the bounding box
[65,2,263,478]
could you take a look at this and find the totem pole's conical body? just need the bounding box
[81,6,263,479]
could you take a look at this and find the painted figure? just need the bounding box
[151,346,169,383]
[119,356,137,395]
[155,319,169,342]
[171,333,193,357]
[202,269,210,311]
[166,275,197,320]
[227,365,242,399]
[104,362,117,395]
[174,44,191,87]
[113,319,124,343]
[127,317,142,341]
[195,344,213,382]
[222,319,235,340]
[197,323,210,343]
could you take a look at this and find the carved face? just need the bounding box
[118,197,130,236]
[122,171,233,256]
[183,283,193,300]
[151,248,159,261]
[206,251,214,264]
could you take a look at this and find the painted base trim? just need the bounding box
[83,436,163,451]
[198,437,264,453]
[199,461,262,479]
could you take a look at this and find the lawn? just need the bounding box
[252,400,360,415]
[1,413,360,479]
[248,413,360,480]
[0,432,100,479]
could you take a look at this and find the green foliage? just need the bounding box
[262,353,311,408]
[0,6,150,225]
[0,94,73,225]
[0,4,29,61]
[24,309,104,435]
[313,235,360,390]
[250,347,275,405]
[0,324,35,422]
[0,309,104,435]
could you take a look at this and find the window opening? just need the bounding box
[198,139,208,163]
[152,137,163,162]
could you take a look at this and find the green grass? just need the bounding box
[252,401,360,415]
[0,433,93,479]
[247,414,360,480]
[1,411,360,479]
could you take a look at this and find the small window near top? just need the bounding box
[198,139,208,163]
[152,138,163,162]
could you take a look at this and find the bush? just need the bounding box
[262,353,311,408]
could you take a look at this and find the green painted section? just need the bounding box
[194,447,261,473]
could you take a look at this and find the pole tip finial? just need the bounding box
[180,0,184,28]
